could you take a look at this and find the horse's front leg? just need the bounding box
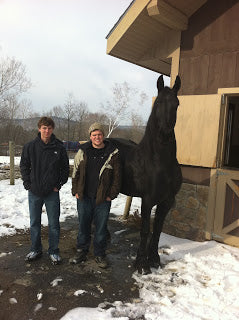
[148,198,174,268]
[134,198,152,274]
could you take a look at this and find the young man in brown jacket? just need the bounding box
[71,122,121,268]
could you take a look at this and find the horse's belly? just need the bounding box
[120,180,142,197]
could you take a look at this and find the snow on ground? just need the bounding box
[0,178,140,237]
[0,156,239,319]
[0,156,21,166]
[0,156,73,167]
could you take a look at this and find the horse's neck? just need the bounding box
[139,121,175,150]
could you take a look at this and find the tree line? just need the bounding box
[0,56,148,146]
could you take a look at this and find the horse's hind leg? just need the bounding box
[148,198,174,268]
[134,198,152,274]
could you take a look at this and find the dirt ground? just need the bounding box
[0,214,144,320]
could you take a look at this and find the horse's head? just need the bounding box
[153,75,181,133]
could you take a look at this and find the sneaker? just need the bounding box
[25,251,42,262]
[49,253,62,265]
[69,249,87,264]
[95,256,108,269]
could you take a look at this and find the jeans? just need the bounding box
[77,196,111,257]
[28,190,60,254]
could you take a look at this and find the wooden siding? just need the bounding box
[179,0,239,95]
[175,94,221,167]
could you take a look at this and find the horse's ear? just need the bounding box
[157,75,164,93]
[172,75,181,93]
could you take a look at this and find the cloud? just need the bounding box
[0,0,168,122]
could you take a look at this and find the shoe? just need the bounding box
[25,251,42,261]
[49,253,62,265]
[69,249,87,264]
[95,256,108,269]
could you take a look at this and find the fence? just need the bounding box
[0,142,19,185]
[0,141,85,184]
[0,141,83,157]
[0,144,22,156]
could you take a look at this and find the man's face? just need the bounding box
[39,125,53,142]
[90,130,104,148]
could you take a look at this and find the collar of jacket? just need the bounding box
[80,139,116,155]
[72,142,119,179]
[99,148,119,179]
[37,132,57,146]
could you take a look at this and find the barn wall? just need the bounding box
[162,166,210,241]
[179,0,239,95]
[163,182,209,241]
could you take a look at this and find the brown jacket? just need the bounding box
[72,141,121,205]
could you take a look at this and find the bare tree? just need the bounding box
[74,101,89,140]
[52,105,64,118]
[85,111,108,125]
[130,111,145,143]
[75,111,108,141]
[101,82,148,137]
[62,93,76,140]
[4,95,20,120]
[3,96,32,119]
[0,101,8,122]
[64,93,88,140]
[48,93,89,141]
[0,56,32,126]
[44,94,89,141]
[29,111,41,118]
[0,56,31,106]
[51,105,65,138]
[18,99,33,119]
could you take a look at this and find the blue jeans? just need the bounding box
[28,191,60,254]
[77,197,111,257]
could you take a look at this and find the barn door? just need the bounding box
[213,169,239,246]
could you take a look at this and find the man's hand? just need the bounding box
[75,193,79,199]
[106,196,111,201]
[53,187,59,192]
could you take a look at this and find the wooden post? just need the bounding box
[122,196,132,219]
[9,141,15,185]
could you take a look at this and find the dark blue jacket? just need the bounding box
[20,133,69,196]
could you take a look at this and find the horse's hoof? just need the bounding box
[148,254,161,269]
[136,266,151,274]
[142,267,151,274]
[134,260,151,274]
[149,261,161,269]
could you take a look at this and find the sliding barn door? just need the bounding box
[213,169,239,246]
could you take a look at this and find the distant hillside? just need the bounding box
[12,117,72,130]
[10,118,145,132]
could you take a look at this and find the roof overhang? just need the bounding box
[106,0,207,76]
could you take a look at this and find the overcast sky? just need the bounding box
[0,0,170,122]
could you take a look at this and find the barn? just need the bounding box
[106,0,239,247]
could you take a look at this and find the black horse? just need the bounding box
[108,75,182,274]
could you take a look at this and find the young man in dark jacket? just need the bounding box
[20,117,69,264]
[71,122,121,268]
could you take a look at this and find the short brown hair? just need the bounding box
[38,117,55,129]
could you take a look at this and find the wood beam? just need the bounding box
[147,0,188,30]
[169,31,181,87]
